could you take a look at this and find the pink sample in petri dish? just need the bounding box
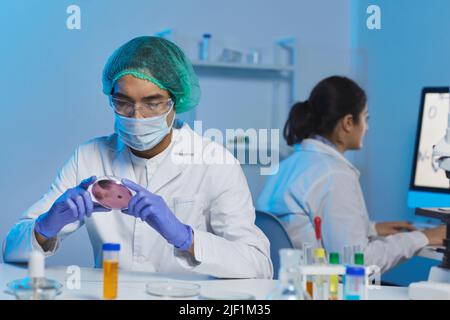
[90,177,132,210]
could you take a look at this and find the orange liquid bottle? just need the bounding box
[102,243,120,300]
[103,260,119,299]
[306,280,314,298]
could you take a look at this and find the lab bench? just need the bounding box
[0,263,410,300]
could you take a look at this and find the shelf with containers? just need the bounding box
[190,37,299,162]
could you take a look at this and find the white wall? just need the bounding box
[351,0,450,285]
[352,0,450,221]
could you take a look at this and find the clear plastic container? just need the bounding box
[146,281,201,298]
[6,277,62,300]
[344,266,365,300]
[103,243,120,299]
[267,249,310,300]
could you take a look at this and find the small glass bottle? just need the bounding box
[103,243,120,300]
[267,249,310,300]
[344,266,365,300]
[199,33,211,61]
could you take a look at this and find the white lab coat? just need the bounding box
[3,121,272,279]
[257,138,428,273]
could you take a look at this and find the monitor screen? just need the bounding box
[411,88,450,192]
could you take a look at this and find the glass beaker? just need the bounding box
[267,249,310,300]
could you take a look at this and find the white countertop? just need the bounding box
[0,263,410,300]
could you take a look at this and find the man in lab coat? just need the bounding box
[3,36,272,279]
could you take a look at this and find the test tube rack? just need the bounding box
[298,265,380,300]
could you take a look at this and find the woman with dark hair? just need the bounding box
[257,76,445,273]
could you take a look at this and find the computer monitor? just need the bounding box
[408,87,450,208]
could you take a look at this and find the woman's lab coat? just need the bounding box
[3,122,272,279]
[257,139,428,273]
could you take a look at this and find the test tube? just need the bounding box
[328,252,340,300]
[342,245,354,289]
[103,243,120,299]
[343,245,354,265]
[313,248,327,300]
[302,243,314,299]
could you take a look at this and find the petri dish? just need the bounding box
[89,176,133,210]
[199,290,255,300]
[6,277,63,300]
[145,281,201,298]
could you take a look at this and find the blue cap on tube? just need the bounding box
[102,243,121,251]
[346,266,365,276]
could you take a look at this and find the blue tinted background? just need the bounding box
[0,0,448,285]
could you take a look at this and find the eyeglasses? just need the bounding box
[109,96,174,118]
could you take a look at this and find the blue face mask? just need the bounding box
[114,106,175,151]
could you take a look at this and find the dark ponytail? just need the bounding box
[283,76,367,146]
[283,100,318,146]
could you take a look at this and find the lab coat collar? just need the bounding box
[110,119,197,193]
[296,139,360,176]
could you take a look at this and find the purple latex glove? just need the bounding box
[121,179,193,251]
[35,176,111,239]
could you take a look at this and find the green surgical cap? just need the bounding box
[102,36,201,113]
